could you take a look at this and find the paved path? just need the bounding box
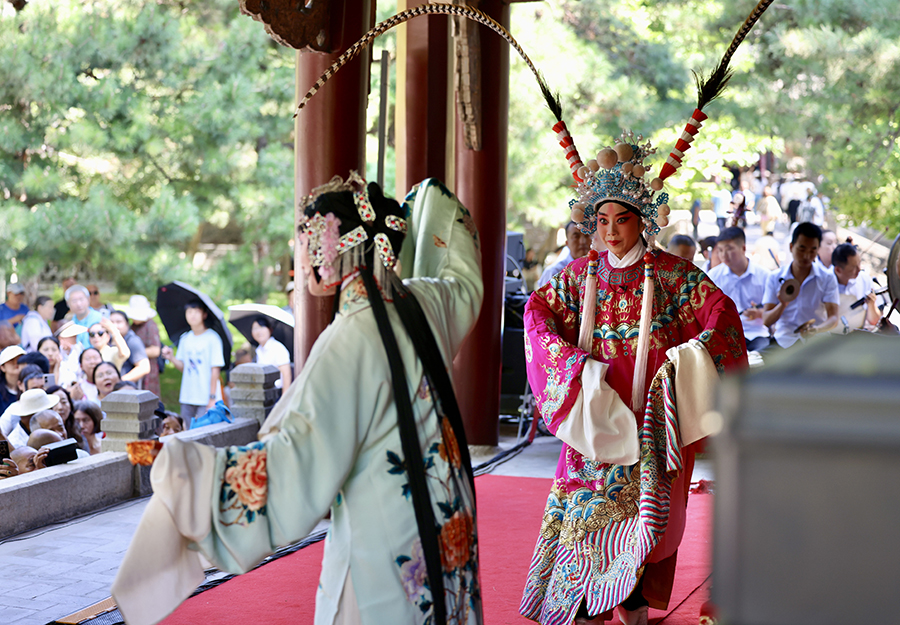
[0,425,713,624]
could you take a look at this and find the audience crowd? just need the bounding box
[0,281,292,481]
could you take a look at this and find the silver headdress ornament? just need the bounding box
[569,131,670,241]
[298,171,408,289]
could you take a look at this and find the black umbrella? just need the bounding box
[227,304,294,361]
[156,281,233,370]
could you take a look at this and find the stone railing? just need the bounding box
[0,389,261,540]
[229,363,281,425]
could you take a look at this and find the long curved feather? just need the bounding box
[696,0,775,110]
[294,3,560,120]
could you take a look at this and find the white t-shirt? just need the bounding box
[255,337,291,388]
[175,329,225,406]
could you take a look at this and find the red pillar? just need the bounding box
[452,0,509,447]
[395,2,450,193]
[293,0,373,371]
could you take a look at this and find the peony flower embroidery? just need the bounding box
[437,417,461,469]
[440,509,474,572]
[398,538,428,602]
[224,447,268,512]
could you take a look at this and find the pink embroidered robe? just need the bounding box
[519,249,747,624]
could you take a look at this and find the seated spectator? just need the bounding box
[0,321,19,350]
[88,318,131,370]
[536,221,593,288]
[10,446,37,474]
[817,229,838,269]
[763,222,839,348]
[0,345,25,415]
[0,455,17,479]
[74,401,104,455]
[21,296,54,352]
[0,283,28,332]
[55,322,86,388]
[17,364,46,392]
[110,310,150,386]
[707,227,772,352]
[157,412,184,437]
[756,186,782,236]
[19,350,50,374]
[52,277,76,333]
[252,317,292,390]
[64,285,103,349]
[699,236,721,272]
[38,337,66,388]
[831,243,881,331]
[667,234,697,262]
[46,384,85,451]
[282,281,295,316]
[88,284,115,316]
[27,426,63,450]
[93,361,122,403]
[76,347,103,404]
[0,388,60,448]
[224,345,254,408]
[124,295,162,398]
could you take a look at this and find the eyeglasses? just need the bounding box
[88,331,107,338]
[89,291,100,295]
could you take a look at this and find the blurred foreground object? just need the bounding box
[714,332,900,625]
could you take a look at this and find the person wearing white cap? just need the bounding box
[0,283,29,331]
[0,345,25,416]
[282,281,295,317]
[0,388,60,449]
[124,295,162,399]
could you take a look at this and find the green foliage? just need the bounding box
[0,0,295,299]
[508,0,900,242]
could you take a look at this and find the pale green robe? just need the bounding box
[112,179,484,625]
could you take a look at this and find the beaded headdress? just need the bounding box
[554,1,774,242]
[298,171,408,289]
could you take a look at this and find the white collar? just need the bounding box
[607,241,647,268]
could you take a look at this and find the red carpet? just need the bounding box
[161,476,712,624]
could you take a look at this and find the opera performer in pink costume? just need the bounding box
[517,3,779,620]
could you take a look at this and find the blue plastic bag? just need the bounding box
[190,401,232,429]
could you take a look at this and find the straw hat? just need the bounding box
[57,323,88,339]
[7,388,59,416]
[123,295,157,322]
[0,345,25,367]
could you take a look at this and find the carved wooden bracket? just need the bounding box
[239,0,332,52]
[452,0,482,151]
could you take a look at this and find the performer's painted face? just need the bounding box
[596,202,641,258]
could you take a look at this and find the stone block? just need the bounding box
[229,386,280,404]
[230,404,272,425]
[229,363,280,387]
[100,417,159,437]
[100,389,159,419]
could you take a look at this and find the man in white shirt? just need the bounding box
[536,221,592,289]
[762,222,839,348]
[707,227,771,351]
[830,243,881,332]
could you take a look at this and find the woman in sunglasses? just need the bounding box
[87,317,131,371]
